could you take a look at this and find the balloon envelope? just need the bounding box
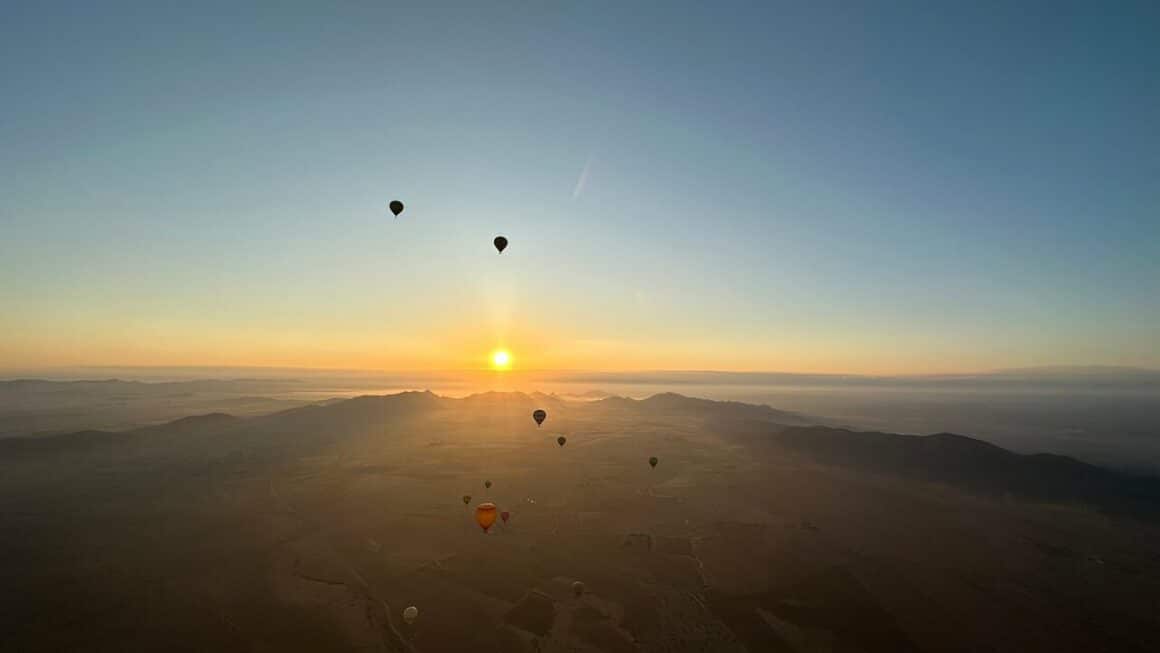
[402,606,418,624]
[500,510,510,523]
[475,502,498,532]
[532,409,546,426]
[494,236,508,253]
[557,435,567,447]
[462,494,471,505]
[572,581,585,597]
[484,480,492,489]
[389,200,404,217]
[649,456,658,468]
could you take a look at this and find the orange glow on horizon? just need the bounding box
[0,321,1062,377]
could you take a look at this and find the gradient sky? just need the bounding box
[2,1,1158,375]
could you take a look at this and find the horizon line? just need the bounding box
[2,363,1158,382]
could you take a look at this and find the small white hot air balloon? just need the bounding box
[402,605,418,625]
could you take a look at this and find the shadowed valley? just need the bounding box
[2,392,1159,652]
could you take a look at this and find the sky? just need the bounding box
[2,1,1158,375]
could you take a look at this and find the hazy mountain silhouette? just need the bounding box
[5,391,1153,518]
[596,392,815,424]
[0,377,307,437]
[728,424,1160,520]
[541,366,1160,387]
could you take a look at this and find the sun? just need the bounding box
[491,350,512,370]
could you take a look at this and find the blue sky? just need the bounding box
[2,1,1158,373]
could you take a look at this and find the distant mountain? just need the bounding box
[0,412,243,456]
[985,365,1160,377]
[540,366,1160,387]
[592,392,817,425]
[0,377,302,395]
[454,390,569,411]
[0,378,310,438]
[559,389,612,399]
[0,390,808,454]
[916,366,1160,386]
[731,424,1160,520]
[7,389,1157,521]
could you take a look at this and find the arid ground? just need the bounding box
[2,392,1158,652]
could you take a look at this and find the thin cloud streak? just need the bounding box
[572,157,593,199]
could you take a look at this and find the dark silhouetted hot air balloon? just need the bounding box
[532,409,546,426]
[484,480,492,489]
[462,494,471,505]
[556,435,567,447]
[389,200,404,217]
[494,236,508,253]
[501,510,510,524]
[572,581,585,597]
[402,606,418,625]
[475,502,498,532]
[649,456,658,469]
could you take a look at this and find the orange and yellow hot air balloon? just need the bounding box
[475,502,498,533]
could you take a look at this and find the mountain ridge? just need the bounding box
[4,390,1154,505]
[732,424,1160,520]
[0,390,1139,476]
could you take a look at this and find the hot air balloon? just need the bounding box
[484,480,492,489]
[556,435,567,447]
[649,456,658,469]
[462,494,471,505]
[475,502,498,533]
[402,606,418,625]
[389,200,404,217]
[572,581,585,597]
[494,236,508,253]
[501,510,510,524]
[532,409,546,426]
